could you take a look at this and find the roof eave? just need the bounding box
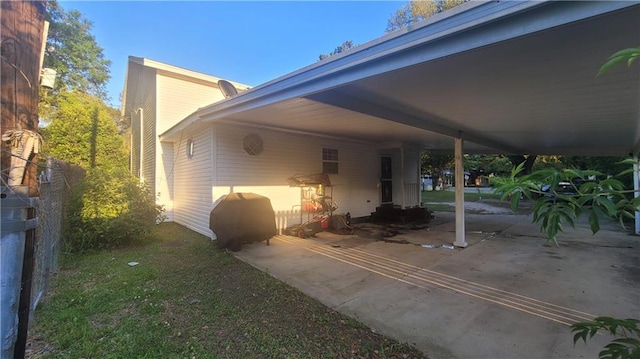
[160,1,637,151]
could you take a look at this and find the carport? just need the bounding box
[162,1,640,243]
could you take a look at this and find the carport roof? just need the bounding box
[160,1,640,156]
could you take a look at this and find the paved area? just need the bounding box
[235,209,640,359]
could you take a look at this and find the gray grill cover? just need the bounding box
[209,193,277,251]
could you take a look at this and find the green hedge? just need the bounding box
[64,167,165,252]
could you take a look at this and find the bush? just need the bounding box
[64,167,165,252]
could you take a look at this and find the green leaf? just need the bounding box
[612,338,640,346]
[609,47,640,59]
[593,197,618,217]
[589,210,600,234]
[558,210,576,228]
[601,178,625,191]
[573,330,588,345]
[579,181,599,193]
[510,192,520,211]
[617,158,639,166]
[563,168,583,181]
[597,47,640,77]
[581,169,604,178]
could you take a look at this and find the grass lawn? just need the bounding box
[422,188,504,212]
[28,223,427,359]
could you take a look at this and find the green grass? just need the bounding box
[29,223,426,359]
[421,188,502,203]
[422,189,505,212]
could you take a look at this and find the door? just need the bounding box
[380,156,392,204]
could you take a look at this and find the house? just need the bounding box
[123,1,640,241]
[122,57,424,237]
[121,57,251,227]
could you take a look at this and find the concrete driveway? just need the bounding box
[234,209,640,359]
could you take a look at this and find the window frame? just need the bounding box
[322,148,339,174]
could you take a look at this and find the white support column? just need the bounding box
[634,153,639,235]
[417,157,422,204]
[453,134,467,248]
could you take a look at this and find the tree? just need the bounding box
[562,156,633,188]
[42,91,127,170]
[507,154,537,175]
[319,40,356,61]
[36,4,162,252]
[319,2,468,67]
[42,90,164,252]
[42,0,111,102]
[567,45,640,359]
[421,152,453,190]
[493,46,640,245]
[386,0,467,32]
[492,163,638,246]
[464,154,513,177]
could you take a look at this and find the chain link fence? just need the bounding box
[31,157,84,310]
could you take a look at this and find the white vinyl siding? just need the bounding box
[173,127,214,235]
[136,68,157,193]
[169,123,380,237]
[124,58,252,233]
[130,110,141,177]
[155,73,223,227]
[158,141,174,221]
[156,74,225,134]
[335,144,380,217]
[214,124,379,230]
[125,63,157,193]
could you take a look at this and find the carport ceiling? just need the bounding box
[165,1,640,156]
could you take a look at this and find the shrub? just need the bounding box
[64,167,164,252]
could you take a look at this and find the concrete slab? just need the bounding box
[235,211,640,359]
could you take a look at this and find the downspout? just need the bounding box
[136,108,144,181]
[129,115,133,173]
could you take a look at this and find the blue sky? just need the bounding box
[61,1,404,107]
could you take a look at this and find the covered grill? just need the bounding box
[209,193,276,251]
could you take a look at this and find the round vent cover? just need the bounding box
[243,134,263,156]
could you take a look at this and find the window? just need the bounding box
[322,148,338,174]
[243,134,263,156]
[186,138,195,159]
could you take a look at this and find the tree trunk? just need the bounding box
[509,155,537,175]
[431,173,440,191]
